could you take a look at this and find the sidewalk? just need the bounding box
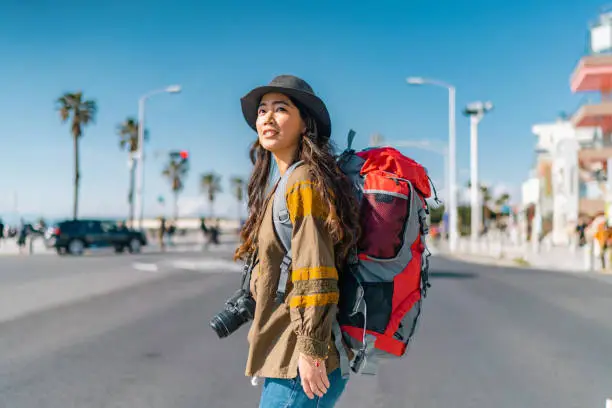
[153,231,237,246]
[430,237,597,274]
[0,232,239,257]
[0,239,52,256]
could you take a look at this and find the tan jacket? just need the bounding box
[245,164,340,379]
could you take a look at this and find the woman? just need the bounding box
[235,75,360,407]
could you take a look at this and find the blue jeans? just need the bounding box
[259,368,348,408]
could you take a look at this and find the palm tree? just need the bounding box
[230,176,246,221]
[480,185,492,205]
[494,193,511,207]
[56,91,97,220]
[200,172,223,217]
[466,182,492,206]
[117,117,147,226]
[480,185,493,223]
[162,154,190,220]
[466,181,493,227]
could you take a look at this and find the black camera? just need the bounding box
[210,289,256,338]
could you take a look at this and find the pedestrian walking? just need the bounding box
[167,222,176,247]
[209,219,220,246]
[158,216,167,251]
[200,217,208,239]
[0,218,4,247]
[232,75,360,407]
[200,217,212,250]
[575,216,588,247]
[17,219,29,255]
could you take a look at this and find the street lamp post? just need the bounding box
[133,85,182,230]
[406,77,458,253]
[463,101,493,250]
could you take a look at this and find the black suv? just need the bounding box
[47,219,148,255]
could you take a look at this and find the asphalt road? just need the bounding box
[0,255,610,407]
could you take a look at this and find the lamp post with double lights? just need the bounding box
[463,101,494,249]
[133,85,182,230]
[406,77,458,253]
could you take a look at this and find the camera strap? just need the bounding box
[240,250,258,292]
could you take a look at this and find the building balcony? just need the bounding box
[578,145,612,162]
[579,198,605,216]
[570,55,612,93]
[572,101,612,133]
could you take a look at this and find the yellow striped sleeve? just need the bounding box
[289,292,340,309]
[291,266,338,282]
[284,169,339,359]
[286,181,328,223]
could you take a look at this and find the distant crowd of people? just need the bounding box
[155,216,221,251]
[574,213,612,269]
[0,218,48,254]
[574,213,606,248]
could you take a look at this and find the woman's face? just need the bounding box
[256,92,305,155]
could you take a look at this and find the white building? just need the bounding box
[522,119,599,245]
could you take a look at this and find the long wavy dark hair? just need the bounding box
[234,99,360,267]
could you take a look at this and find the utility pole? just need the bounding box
[463,101,494,252]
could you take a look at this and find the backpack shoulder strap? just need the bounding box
[272,160,304,304]
[417,203,432,298]
[272,160,352,379]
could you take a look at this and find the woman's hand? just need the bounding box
[298,353,331,399]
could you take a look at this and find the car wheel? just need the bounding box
[128,238,142,253]
[68,239,85,255]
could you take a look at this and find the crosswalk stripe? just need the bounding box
[170,259,242,272]
[132,262,159,272]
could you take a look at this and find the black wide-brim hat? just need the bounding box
[241,75,331,140]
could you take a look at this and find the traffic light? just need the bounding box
[170,150,189,164]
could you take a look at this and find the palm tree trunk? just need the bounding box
[174,191,179,221]
[209,198,214,219]
[128,157,136,226]
[73,136,80,220]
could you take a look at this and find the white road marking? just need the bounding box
[170,259,242,272]
[143,243,234,253]
[132,262,159,272]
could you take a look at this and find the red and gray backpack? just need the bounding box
[272,130,439,378]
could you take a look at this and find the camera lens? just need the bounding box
[210,309,242,338]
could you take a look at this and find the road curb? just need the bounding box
[436,253,520,268]
[434,252,598,276]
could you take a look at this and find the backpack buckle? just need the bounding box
[350,349,365,373]
[280,255,292,270]
[418,207,429,235]
[275,254,292,304]
[421,259,431,298]
[278,209,290,224]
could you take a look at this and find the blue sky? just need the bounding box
[0,0,605,221]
